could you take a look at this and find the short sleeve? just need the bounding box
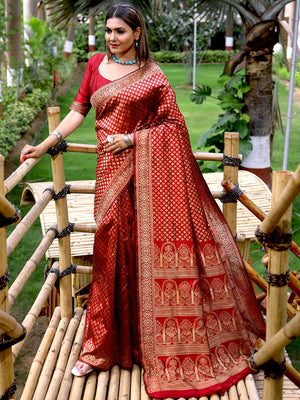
[70,53,106,117]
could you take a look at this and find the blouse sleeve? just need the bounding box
[70,57,94,117]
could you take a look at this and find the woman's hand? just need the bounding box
[19,143,47,163]
[104,134,133,154]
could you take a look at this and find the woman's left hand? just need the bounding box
[104,134,132,154]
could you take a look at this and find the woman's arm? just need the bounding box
[20,109,85,162]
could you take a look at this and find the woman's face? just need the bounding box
[105,17,140,59]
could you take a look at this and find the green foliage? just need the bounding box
[190,73,252,166]
[0,88,52,157]
[151,49,234,64]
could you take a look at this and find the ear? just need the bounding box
[134,27,141,40]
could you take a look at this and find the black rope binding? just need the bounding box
[249,349,286,379]
[222,154,242,167]
[265,268,290,287]
[46,223,74,239]
[0,268,9,290]
[0,202,21,228]
[1,378,17,400]
[220,183,244,203]
[255,226,292,251]
[44,184,71,201]
[0,323,26,352]
[46,139,68,156]
[49,263,77,279]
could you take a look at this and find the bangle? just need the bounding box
[123,134,133,147]
[50,129,62,143]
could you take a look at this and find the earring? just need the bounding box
[135,40,139,48]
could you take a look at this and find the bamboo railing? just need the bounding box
[0,105,299,399]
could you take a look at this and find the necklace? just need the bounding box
[112,53,137,65]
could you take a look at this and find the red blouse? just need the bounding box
[71,53,111,117]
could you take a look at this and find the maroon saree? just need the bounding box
[71,54,265,398]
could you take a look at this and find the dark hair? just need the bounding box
[105,2,150,65]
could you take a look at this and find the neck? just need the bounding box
[112,53,137,65]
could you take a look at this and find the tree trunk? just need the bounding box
[63,15,77,58]
[89,14,96,52]
[241,49,273,188]
[225,7,234,50]
[5,0,23,87]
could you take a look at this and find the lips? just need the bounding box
[110,44,119,48]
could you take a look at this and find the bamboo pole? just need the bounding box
[193,152,242,162]
[258,164,300,235]
[72,223,97,233]
[12,269,58,359]
[119,368,131,400]
[0,192,20,222]
[236,380,249,400]
[130,364,141,400]
[4,157,40,195]
[228,384,239,400]
[244,374,259,400]
[95,370,110,400]
[20,307,61,400]
[222,178,300,260]
[0,310,25,338]
[222,132,240,236]
[75,265,93,274]
[32,316,70,400]
[44,308,84,400]
[83,371,97,400]
[0,154,15,398]
[6,190,53,256]
[66,143,97,153]
[69,375,85,400]
[107,365,121,400]
[244,260,296,318]
[220,392,229,400]
[48,106,72,319]
[69,183,95,194]
[9,229,57,309]
[250,309,300,386]
[140,369,150,400]
[57,311,86,400]
[262,171,293,400]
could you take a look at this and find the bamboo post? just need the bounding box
[258,163,300,235]
[48,106,72,319]
[262,171,293,400]
[0,192,20,222]
[222,132,240,236]
[0,154,15,398]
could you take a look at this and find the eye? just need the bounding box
[117,29,125,34]
[105,28,111,33]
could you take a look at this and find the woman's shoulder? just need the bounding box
[87,53,106,66]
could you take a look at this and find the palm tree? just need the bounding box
[45,0,294,186]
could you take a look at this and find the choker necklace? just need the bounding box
[112,53,137,65]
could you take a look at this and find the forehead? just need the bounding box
[106,17,132,31]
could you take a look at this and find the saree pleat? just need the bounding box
[72,56,265,397]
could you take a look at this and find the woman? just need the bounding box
[20,3,265,398]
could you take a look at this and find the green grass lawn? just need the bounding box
[6,62,300,367]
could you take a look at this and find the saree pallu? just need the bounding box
[73,61,265,398]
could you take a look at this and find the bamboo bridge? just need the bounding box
[0,107,300,400]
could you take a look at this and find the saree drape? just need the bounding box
[70,55,265,398]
